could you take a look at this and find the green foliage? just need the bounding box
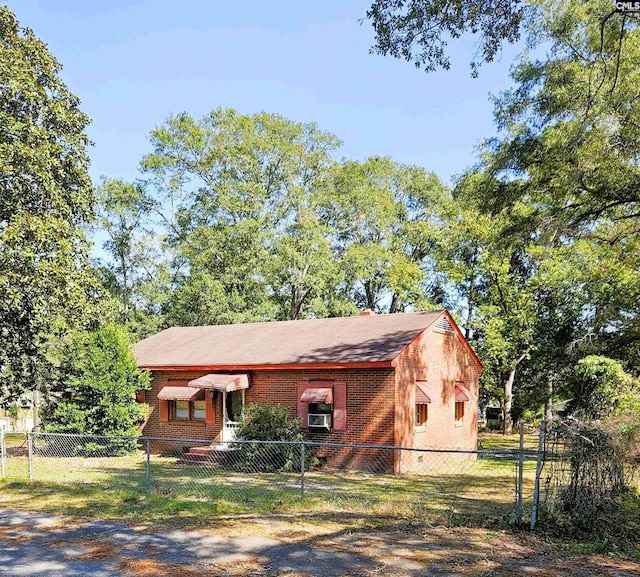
[142,108,343,325]
[324,157,448,313]
[95,178,158,322]
[565,356,637,420]
[434,2,640,430]
[236,403,303,442]
[8,403,19,427]
[0,7,105,403]
[41,325,150,454]
[234,403,310,472]
[365,0,528,75]
[136,109,451,324]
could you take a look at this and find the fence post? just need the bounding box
[530,419,546,531]
[27,432,33,482]
[515,419,524,526]
[300,442,305,502]
[145,438,151,493]
[1,428,5,479]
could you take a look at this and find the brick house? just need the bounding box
[134,310,482,472]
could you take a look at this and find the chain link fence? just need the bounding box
[1,427,543,527]
[537,419,640,535]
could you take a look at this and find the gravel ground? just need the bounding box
[1,508,638,576]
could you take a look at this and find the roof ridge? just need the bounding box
[166,309,446,330]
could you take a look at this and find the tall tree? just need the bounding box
[480,1,640,230]
[365,0,529,75]
[384,1,640,426]
[323,157,448,313]
[0,7,100,403]
[469,1,640,371]
[141,108,342,324]
[95,178,155,318]
[437,190,539,434]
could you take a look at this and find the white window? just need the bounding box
[174,400,189,420]
[192,400,206,420]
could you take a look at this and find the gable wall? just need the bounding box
[394,326,480,457]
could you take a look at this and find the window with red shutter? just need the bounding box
[298,381,347,431]
[158,399,169,422]
[205,394,215,424]
[332,382,347,431]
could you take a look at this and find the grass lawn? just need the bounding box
[1,440,638,575]
[1,479,637,577]
[0,447,536,530]
[478,431,540,451]
[2,432,27,449]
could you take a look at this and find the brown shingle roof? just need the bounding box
[135,311,446,369]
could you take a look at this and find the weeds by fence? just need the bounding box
[0,426,544,528]
[538,419,640,539]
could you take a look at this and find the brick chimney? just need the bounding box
[360,308,375,316]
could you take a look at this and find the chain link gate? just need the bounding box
[0,429,29,480]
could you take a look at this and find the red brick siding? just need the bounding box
[141,328,478,472]
[395,327,479,460]
[250,369,396,471]
[142,368,396,469]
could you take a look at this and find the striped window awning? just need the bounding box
[300,387,334,403]
[455,382,471,402]
[415,382,433,404]
[158,386,203,400]
[188,373,249,392]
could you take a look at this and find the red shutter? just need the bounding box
[136,390,146,403]
[205,394,215,424]
[333,381,347,431]
[298,382,310,428]
[158,399,169,422]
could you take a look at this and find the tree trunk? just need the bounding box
[465,248,478,340]
[544,374,554,426]
[364,281,375,310]
[502,351,528,435]
[465,296,474,340]
[503,367,516,435]
[32,389,40,433]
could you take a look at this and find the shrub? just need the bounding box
[8,403,19,428]
[545,419,640,538]
[233,403,313,472]
[41,325,150,455]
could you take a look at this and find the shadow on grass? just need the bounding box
[10,449,540,530]
[2,463,526,529]
[1,483,637,577]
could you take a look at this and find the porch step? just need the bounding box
[177,444,238,467]
[188,445,234,455]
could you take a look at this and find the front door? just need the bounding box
[221,389,244,442]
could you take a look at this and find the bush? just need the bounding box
[233,403,314,472]
[545,419,640,539]
[8,403,19,428]
[41,325,150,455]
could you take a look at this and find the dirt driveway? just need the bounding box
[0,508,638,576]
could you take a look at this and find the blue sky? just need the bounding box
[10,0,519,187]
